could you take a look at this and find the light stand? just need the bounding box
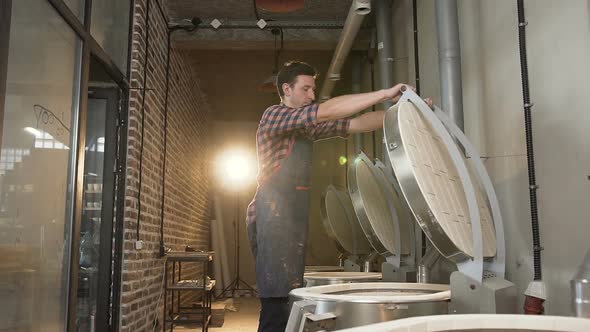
[219,190,257,298]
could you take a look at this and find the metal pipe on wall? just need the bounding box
[375,0,395,163]
[351,53,364,153]
[319,0,371,101]
[435,0,464,130]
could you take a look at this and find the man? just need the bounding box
[246,61,412,332]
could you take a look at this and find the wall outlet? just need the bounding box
[135,240,144,250]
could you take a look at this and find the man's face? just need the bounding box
[283,75,316,108]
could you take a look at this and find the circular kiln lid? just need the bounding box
[321,185,373,255]
[303,272,382,281]
[348,153,408,257]
[290,282,450,303]
[305,265,345,273]
[384,100,496,260]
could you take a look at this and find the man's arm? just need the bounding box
[316,83,407,123]
[348,111,385,133]
[346,95,433,134]
[259,104,317,138]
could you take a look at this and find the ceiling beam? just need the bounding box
[172,28,371,51]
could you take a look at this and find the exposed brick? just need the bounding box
[120,1,212,331]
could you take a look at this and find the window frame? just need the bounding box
[0,0,133,331]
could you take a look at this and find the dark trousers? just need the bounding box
[257,297,290,332]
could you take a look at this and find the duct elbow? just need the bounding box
[320,0,370,100]
[354,0,371,15]
[417,248,441,283]
[363,251,379,272]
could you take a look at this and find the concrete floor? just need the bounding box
[174,297,260,332]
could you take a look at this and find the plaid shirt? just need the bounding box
[246,103,350,225]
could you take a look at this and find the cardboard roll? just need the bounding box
[321,185,373,255]
[384,99,497,262]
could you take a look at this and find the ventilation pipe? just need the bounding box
[375,0,394,164]
[319,0,371,101]
[412,0,421,95]
[435,0,464,130]
[351,53,364,153]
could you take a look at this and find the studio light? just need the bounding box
[216,148,256,189]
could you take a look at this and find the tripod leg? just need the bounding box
[237,278,257,292]
[218,278,240,299]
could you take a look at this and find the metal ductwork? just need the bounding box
[319,0,371,101]
[436,0,464,130]
[375,0,395,165]
[351,53,364,153]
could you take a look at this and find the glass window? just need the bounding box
[0,0,82,330]
[91,0,131,73]
[63,0,85,21]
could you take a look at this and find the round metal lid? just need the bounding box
[384,98,496,262]
[348,152,402,258]
[321,185,373,255]
[305,265,345,273]
[290,282,451,303]
[303,272,382,281]
[373,160,415,257]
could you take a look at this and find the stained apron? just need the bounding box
[248,136,313,298]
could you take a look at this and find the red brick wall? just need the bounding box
[120,0,211,330]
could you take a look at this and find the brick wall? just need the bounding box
[120,0,211,331]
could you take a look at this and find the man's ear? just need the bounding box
[282,83,291,97]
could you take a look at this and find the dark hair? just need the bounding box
[276,61,317,97]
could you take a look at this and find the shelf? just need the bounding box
[167,280,216,291]
[164,253,214,332]
[164,315,211,327]
[84,208,102,211]
[166,251,213,262]
[85,191,102,194]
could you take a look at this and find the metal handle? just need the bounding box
[285,300,337,332]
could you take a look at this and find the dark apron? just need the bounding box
[248,137,313,298]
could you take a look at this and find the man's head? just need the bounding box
[276,61,317,108]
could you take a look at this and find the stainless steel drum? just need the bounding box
[287,283,450,331]
[304,272,382,287]
[333,314,590,332]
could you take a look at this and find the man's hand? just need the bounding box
[385,84,434,109]
[383,83,415,103]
